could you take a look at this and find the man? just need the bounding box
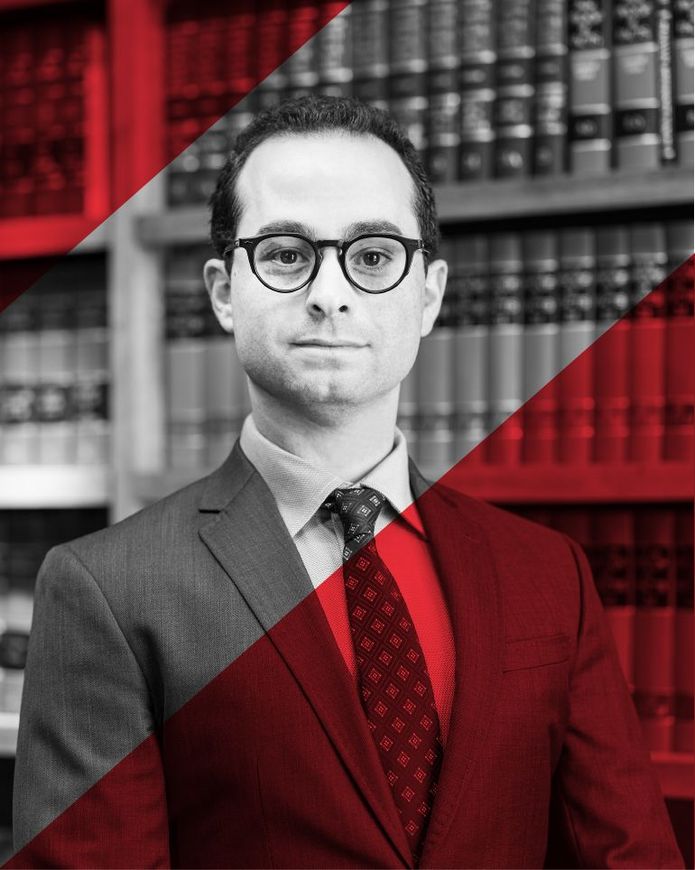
[13,97,683,868]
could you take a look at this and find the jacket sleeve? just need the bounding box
[11,543,171,868]
[547,535,684,869]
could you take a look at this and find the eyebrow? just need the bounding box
[254,219,405,238]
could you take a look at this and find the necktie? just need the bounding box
[322,486,443,862]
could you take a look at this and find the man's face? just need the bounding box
[205,131,446,420]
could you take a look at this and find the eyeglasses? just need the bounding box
[223,233,428,294]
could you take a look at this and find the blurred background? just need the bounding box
[0,0,692,861]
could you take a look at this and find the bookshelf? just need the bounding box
[0,0,692,855]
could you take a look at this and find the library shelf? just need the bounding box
[0,466,111,509]
[0,215,109,261]
[134,167,694,248]
[133,461,695,507]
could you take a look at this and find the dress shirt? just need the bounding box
[239,414,456,743]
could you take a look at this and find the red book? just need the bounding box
[627,223,668,461]
[633,507,677,751]
[594,226,631,462]
[591,508,636,691]
[664,223,694,461]
[557,228,596,464]
[674,505,694,752]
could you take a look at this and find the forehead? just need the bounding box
[234,131,419,237]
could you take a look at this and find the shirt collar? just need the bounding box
[238,413,425,539]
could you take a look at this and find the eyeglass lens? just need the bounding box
[252,235,409,292]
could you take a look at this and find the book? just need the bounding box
[284,3,320,99]
[459,0,497,181]
[533,0,568,175]
[613,0,662,169]
[673,0,694,164]
[486,232,524,464]
[426,0,460,182]
[628,222,668,461]
[388,0,428,155]
[0,291,40,464]
[494,0,536,177]
[592,507,636,690]
[522,230,559,463]
[568,0,612,173]
[664,221,694,460]
[557,228,596,464]
[317,1,353,97]
[416,237,456,469]
[674,504,694,752]
[453,234,489,464]
[634,506,677,750]
[351,0,389,108]
[594,226,631,462]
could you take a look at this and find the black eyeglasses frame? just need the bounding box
[222,232,429,294]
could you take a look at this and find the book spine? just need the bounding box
[627,222,668,461]
[426,0,461,183]
[533,0,569,174]
[388,0,428,155]
[351,0,389,107]
[318,1,353,97]
[0,293,40,464]
[284,3,320,99]
[459,0,497,181]
[416,238,456,471]
[655,0,678,164]
[594,226,631,461]
[673,0,694,165]
[486,232,524,464]
[521,230,560,463]
[226,7,257,100]
[165,250,209,469]
[592,507,636,689]
[664,221,695,460]
[634,506,677,750]
[674,504,694,752]
[558,228,597,464]
[568,0,612,174]
[255,0,289,109]
[2,23,35,217]
[613,0,661,170]
[494,0,536,177]
[453,234,490,464]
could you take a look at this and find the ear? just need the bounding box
[204,258,235,334]
[420,257,448,338]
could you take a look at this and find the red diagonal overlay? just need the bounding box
[5,260,692,867]
[0,0,351,313]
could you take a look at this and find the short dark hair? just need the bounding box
[209,95,440,260]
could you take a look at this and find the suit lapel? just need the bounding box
[198,443,413,867]
[408,462,505,866]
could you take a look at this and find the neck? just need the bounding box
[249,386,401,482]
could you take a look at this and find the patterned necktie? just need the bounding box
[322,486,443,863]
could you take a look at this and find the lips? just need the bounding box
[292,338,367,348]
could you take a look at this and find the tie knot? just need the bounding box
[322,486,386,546]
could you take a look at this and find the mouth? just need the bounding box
[291,339,368,349]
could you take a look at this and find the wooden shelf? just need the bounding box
[134,462,694,507]
[425,461,695,504]
[135,168,694,247]
[0,215,109,260]
[652,752,695,801]
[0,466,111,509]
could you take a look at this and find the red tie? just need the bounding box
[322,486,443,863]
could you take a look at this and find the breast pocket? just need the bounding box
[503,632,571,672]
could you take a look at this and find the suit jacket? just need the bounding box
[12,442,683,868]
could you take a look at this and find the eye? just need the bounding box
[277,249,299,265]
[361,251,384,267]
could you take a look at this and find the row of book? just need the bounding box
[166,0,695,206]
[0,258,108,465]
[163,219,693,472]
[517,503,693,754]
[0,10,107,219]
[0,508,107,712]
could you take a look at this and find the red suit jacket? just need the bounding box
[12,443,683,867]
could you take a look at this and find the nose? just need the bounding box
[304,246,354,317]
